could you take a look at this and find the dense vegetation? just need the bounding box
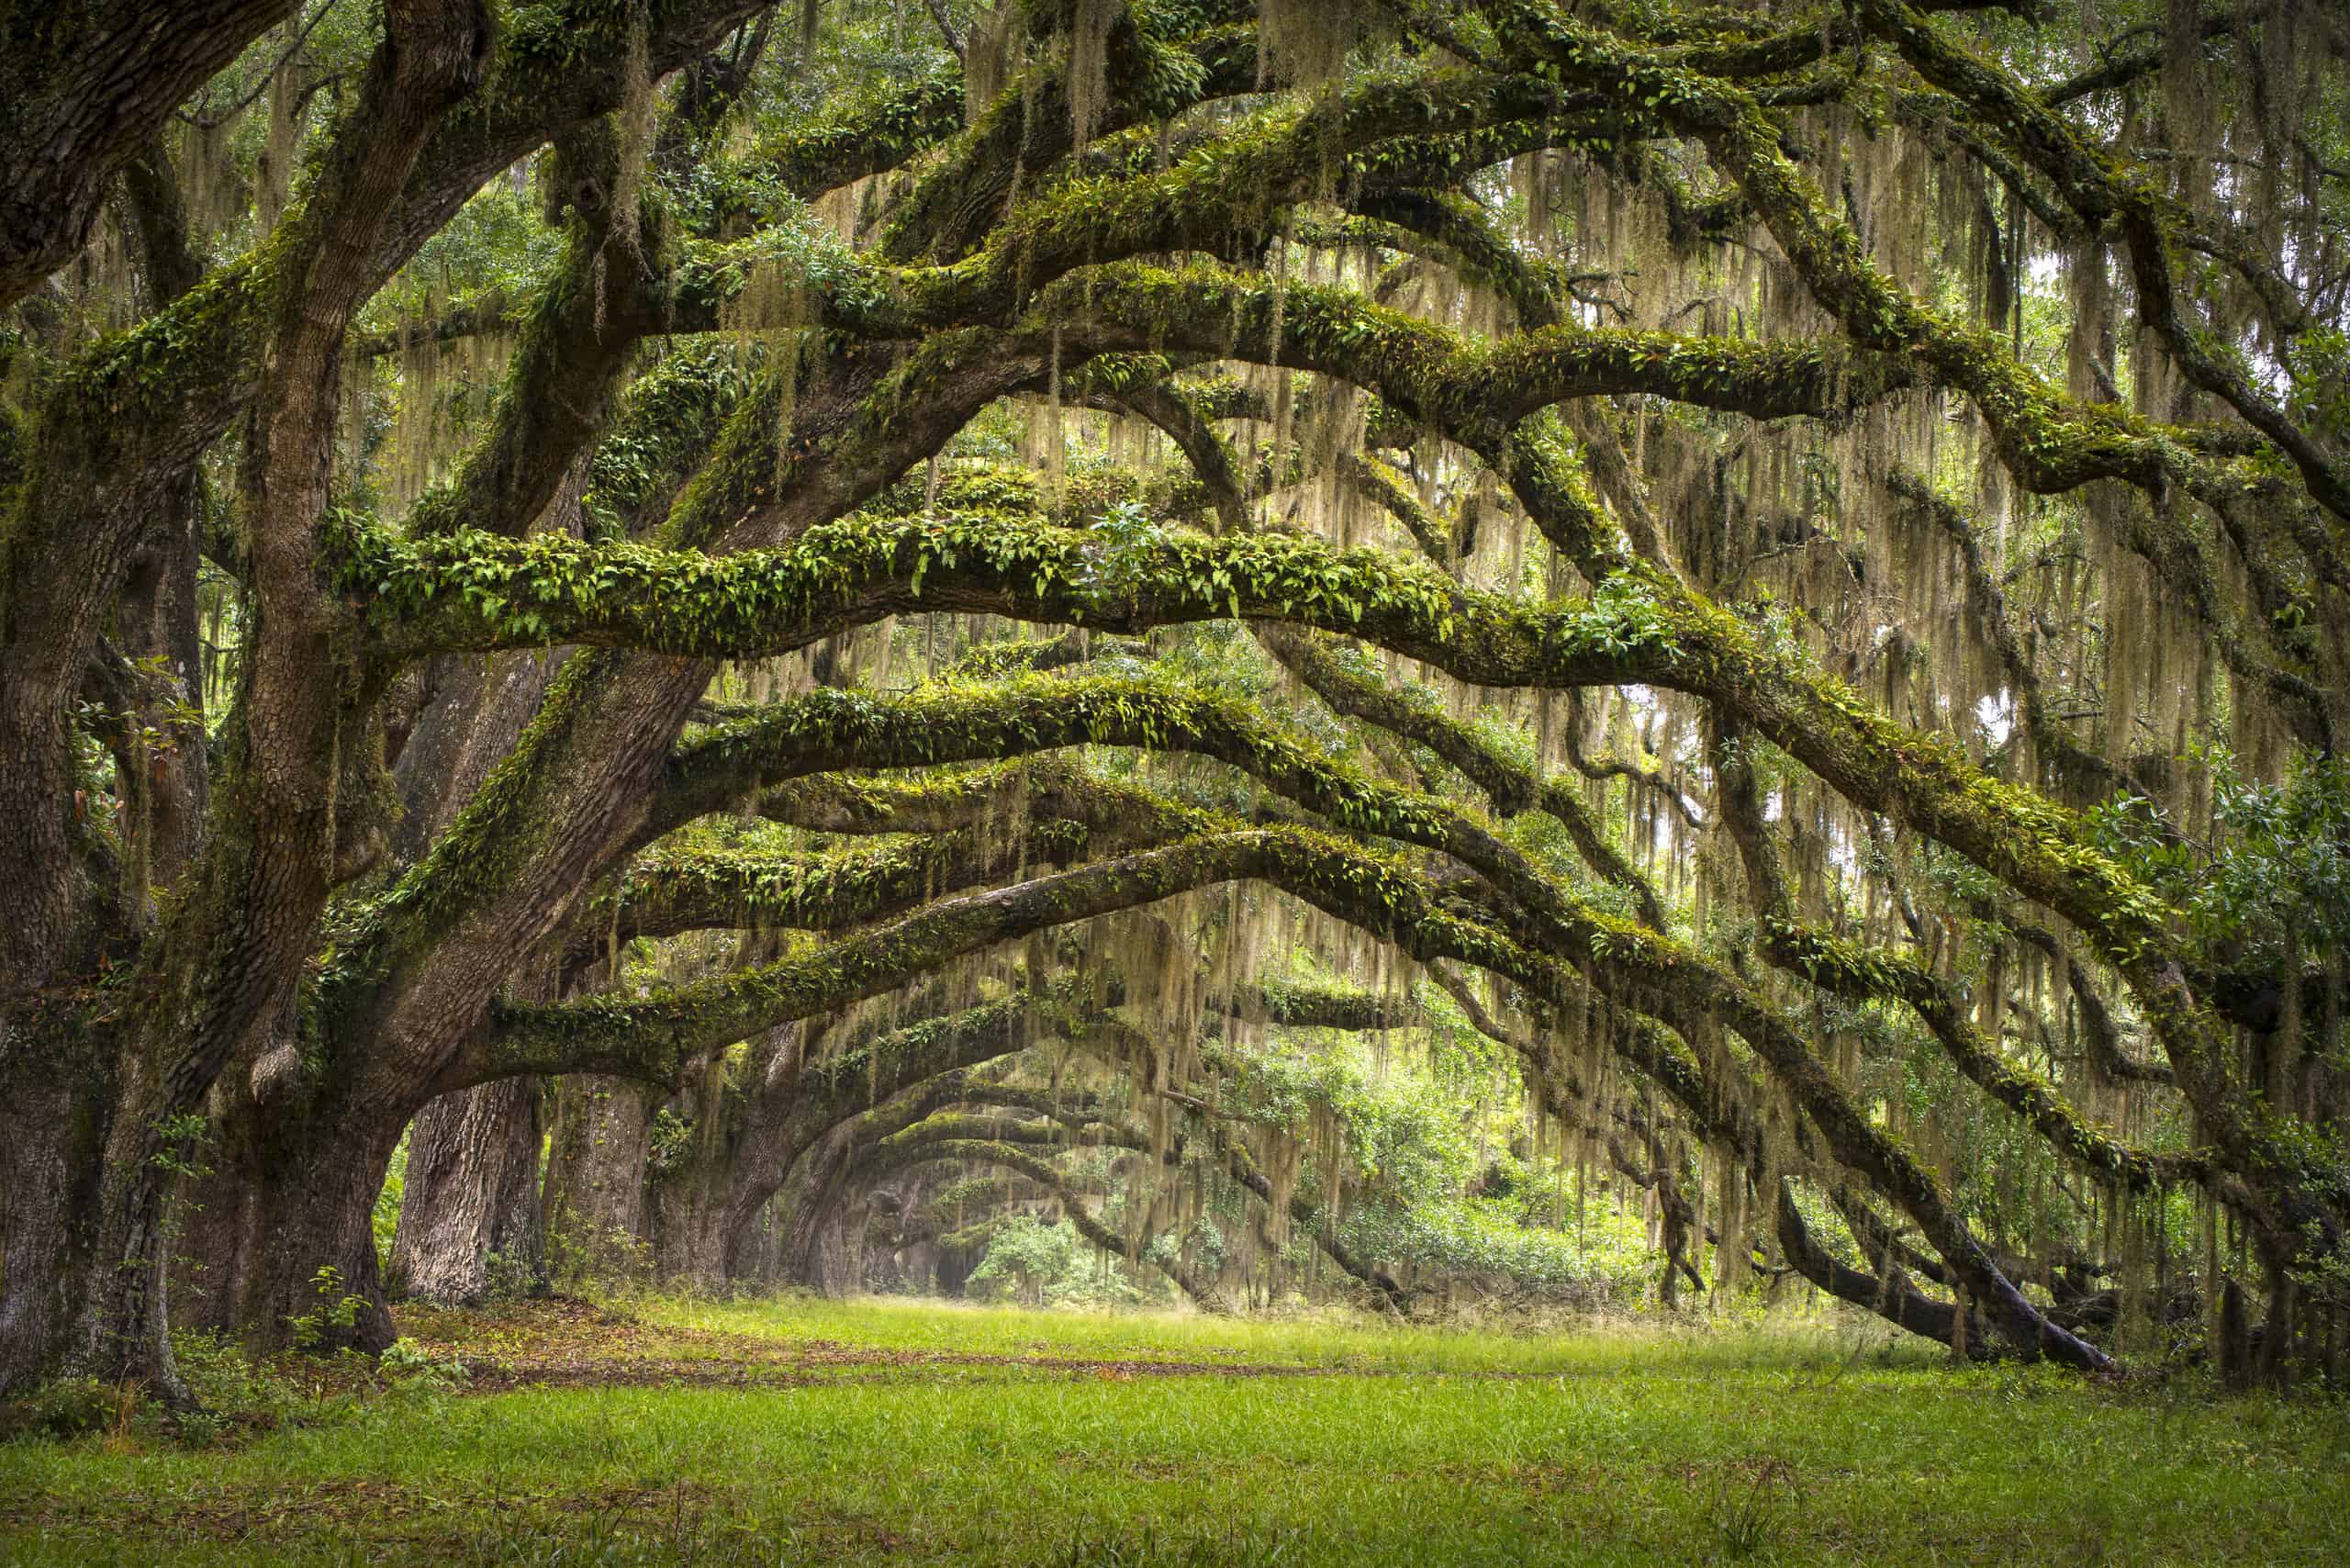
[4,0,2350,1413]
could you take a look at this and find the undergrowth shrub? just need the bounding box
[546,1219,656,1294]
[0,1376,116,1441]
[482,1247,540,1302]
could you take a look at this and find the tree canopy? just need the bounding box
[3,0,2348,1398]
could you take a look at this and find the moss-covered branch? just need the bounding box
[532,700,2112,1361]
[1485,0,2288,515]
[1254,625,1666,928]
[338,503,1661,680]
[571,812,1141,958]
[878,11,1261,264]
[1857,0,2350,523]
[475,830,1291,1081]
[707,62,967,234]
[741,757,1193,845]
[1709,728,2201,1198]
[403,124,669,543]
[352,496,2185,1029]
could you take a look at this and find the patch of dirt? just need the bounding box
[1,1476,733,1545]
[5,1478,437,1540]
[397,1298,1353,1394]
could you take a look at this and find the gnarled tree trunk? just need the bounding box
[777,1122,863,1295]
[389,1078,544,1304]
[169,1076,408,1356]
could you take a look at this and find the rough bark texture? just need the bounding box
[0,1,297,309]
[389,1079,544,1304]
[776,1123,862,1295]
[0,1031,113,1392]
[542,1077,655,1287]
[166,1086,407,1356]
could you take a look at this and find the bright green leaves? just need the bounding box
[334,491,1554,677]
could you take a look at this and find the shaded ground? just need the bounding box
[395,1298,1356,1392]
[4,1298,2347,1565]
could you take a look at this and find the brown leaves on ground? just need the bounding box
[392,1297,1343,1393]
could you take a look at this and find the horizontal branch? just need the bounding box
[349,498,2186,1012]
[510,728,2108,1362]
[576,815,1116,954]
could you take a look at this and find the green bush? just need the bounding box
[0,1376,117,1441]
[173,1329,279,1417]
[379,1336,471,1391]
[967,1214,1080,1305]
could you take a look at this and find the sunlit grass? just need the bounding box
[643,1290,1947,1375]
[4,1297,2345,1566]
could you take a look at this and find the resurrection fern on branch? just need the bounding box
[0,0,2347,1397]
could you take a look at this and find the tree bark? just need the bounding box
[0,1,298,311]
[230,1120,405,1355]
[165,1086,406,1356]
[382,599,571,1305]
[0,1030,114,1394]
[541,1076,655,1287]
[776,1123,863,1294]
[69,0,495,1396]
[389,1079,544,1304]
[649,1165,731,1292]
[1774,1182,1996,1359]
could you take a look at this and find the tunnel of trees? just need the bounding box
[2,0,2347,1401]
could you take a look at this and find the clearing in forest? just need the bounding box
[4,1297,2345,1566]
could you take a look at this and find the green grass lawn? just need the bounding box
[4,1297,2345,1565]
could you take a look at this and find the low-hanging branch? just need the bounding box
[497,756,2115,1364]
[596,653,2199,1290]
[344,499,2180,988]
[1269,621,2209,1199]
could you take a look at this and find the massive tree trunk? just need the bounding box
[777,1123,863,1295]
[168,1061,278,1339]
[381,638,567,1305]
[542,1076,655,1287]
[649,1160,732,1292]
[389,1079,544,1304]
[166,1075,408,1356]
[230,1117,406,1355]
[859,1166,948,1294]
[62,0,495,1395]
[0,1031,115,1393]
[726,1194,786,1289]
[643,1026,825,1292]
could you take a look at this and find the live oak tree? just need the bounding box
[4,0,2348,1397]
